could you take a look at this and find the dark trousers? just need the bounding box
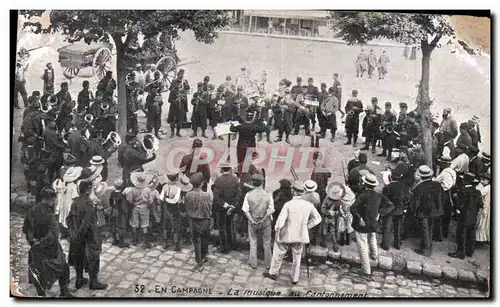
[127,115,138,134]
[382,134,394,155]
[147,114,161,135]
[190,218,211,264]
[437,191,453,239]
[320,114,337,137]
[363,132,377,149]
[14,80,28,108]
[419,217,435,253]
[192,113,207,132]
[382,215,403,249]
[217,211,234,252]
[293,114,310,135]
[455,223,476,257]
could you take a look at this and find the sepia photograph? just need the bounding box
[10,9,491,299]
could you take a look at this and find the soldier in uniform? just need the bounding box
[344,90,363,146]
[306,77,319,129]
[43,121,66,183]
[248,89,272,143]
[316,83,328,134]
[355,49,368,78]
[191,82,209,138]
[319,87,339,142]
[291,77,303,101]
[41,62,55,96]
[367,49,378,79]
[272,91,287,143]
[77,81,94,114]
[332,73,344,118]
[378,50,390,80]
[168,69,190,138]
[126,75,140,135]
[145,87,163,139]
[230,109,271,166]
[292,86,311,136]
[231,85,250,122]
[210,85,227,140]
[378,102,397,160]
[96,71,117,101]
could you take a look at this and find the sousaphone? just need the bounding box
[102,131,122,152]
[141,133,159,154]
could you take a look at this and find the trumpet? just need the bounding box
[102,131,122,152]
[386,125,394,134]
[141,133,159,154]
[379,124,386,133]
[367,117,373,125]
[101,103,110,113]
[348,110,355,116]
[84,114,94,124]
[39,101,52,113]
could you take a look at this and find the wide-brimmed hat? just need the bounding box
[416,165,434,178]
[79,165,103,182]
[130,172,149,189]
[361,174,379,187]
[304,180,318,192]
[292,180,305,193]
[179,174,193,192]
[63,166,83,183]
[327,182,345,200]
[94,181,109,199]
[90,155,105,166]
[165,170,180,182]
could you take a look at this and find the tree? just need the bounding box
[328,12,454,168]
[20,10,233,138]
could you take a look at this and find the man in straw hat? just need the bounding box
[381,164,409,250]
[66,181,108,290]
[22,187,73,297]
[159,171,183,251]
[180,139,211,192]
[123,172,159,248]
[242,173,274,270]
[410,165,442,257]
[350,174,394,275]
[212,160,240,254]
[263,181,321,284]
[184,172,213,272]
[448,172,482,259]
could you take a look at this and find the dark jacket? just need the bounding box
[212,173,241,212]
[230,122,269,146]
[122,143,155,181]
[411,179,443,218]
[456,132,473,151]
[350,188,395,233]
[180,153,211,183]
[453,185,481,226]
[468,156,485,177]
[348,164,374,187]
[382,180,409,216]
[468,128,480,148]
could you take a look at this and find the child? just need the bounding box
[475,172,490,246]
[109,179,129,248]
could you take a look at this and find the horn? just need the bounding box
[101,103,110,112]
[84,114,94,124]
[48,95,58,106]
[348,110,355,116]
[386,126,394,134]
[141,133,159,154]
[39,101,52,113]
[367,117,373,124]
[379,125,386,133]
[102,131,122,152]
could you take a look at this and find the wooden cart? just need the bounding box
[57,42,114,81]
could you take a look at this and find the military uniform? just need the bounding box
[121,140,156,185]
[230,117,270,166]
[168,76,190,136]
[146,90,163,137]
[378,109,397,159]
[191,86,209,138]
[344,95,363,145]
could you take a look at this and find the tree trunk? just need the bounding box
[113,36,128,139]
[418,40,435,169]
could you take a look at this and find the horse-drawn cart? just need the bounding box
[57,42,114,81]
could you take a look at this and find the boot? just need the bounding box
[155,133,163,140]
[89,274,108,290]
[190,130,197,138]
[170,128,175,138]
[285,136,291,144]
[132,232,139,246]
[143,232,152,249]
[201,131,208,138]
[345,231,351,246]
[163,237,169,250]
[176,129,182,137]
[353,137,358,147]
[59,285,74,298]
[377,150,387,157]
[266,134,272,144]
[112,234,119,246]
[344,137,352,145]
[173,233,181,251]
[211,134,217,140]
[257,133,263,142]
[75,269,88,290]
[118,237,129,248]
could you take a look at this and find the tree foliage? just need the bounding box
[328,12,454,47]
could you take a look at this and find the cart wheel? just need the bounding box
[92,47,113,81]
[156,55,177,92]
[62,67,80,79]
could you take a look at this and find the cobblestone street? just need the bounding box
[10,213,488,298]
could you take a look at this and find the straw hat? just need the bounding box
[361,174,379,187]
[327,182,345,200]
[89,156,105,165]
[416,165,434,179]
[304,180,318,193]
[63,166,83,183]
[292,181,305,193]
[130,172,149,189]
[179,174,193,192]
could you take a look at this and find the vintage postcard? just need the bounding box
[10,10,490,298]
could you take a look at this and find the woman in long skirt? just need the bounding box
[476,173,490,245]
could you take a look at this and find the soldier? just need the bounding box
[231,85,250,122]
[344,90,363,146]
[230,109,270,166]
[316,83,328,134]
[55,96,75,134]
[43,121,66,183]
[355,49,368,78]
[96,71,117,101]
[377,50,390,80]
[77,81,94,114]
[467,119,480,148]
[306,77,319,130]
[41,62,55,96]
[121,135,156,185]
[275,88,294,144]
[361,104,380,154]
[248,89,272,143]
[168,69,190,138]
[55,82,72,109]
[378,102,397,160]
[319,87,339,142]
[191,82,209,138]
[291,77,303,101]
[439,108,458,139]
[332,73,345,118]
[210,85,227,140]
[292,86,311,136]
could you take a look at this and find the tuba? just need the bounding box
[141,133,159,154]
[48,95,58,107]
[39,101,52,113]
[386,125,394,134]
[102,131,122,152]
[84,114,94,125]
[379,124,386,133]
[348,110,355,116]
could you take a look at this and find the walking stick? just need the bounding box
[305,243,310,278]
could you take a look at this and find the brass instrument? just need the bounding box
[101,103,110,113]
[48,95,58,107]
[379,124,386,133]
[141,133,159,154]
[102,131,122,152]
[84,114,94,125]
[348,110,355,116]
[39,101,52,113]
[386,125,394,134]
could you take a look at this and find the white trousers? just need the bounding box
[268,241,304,282]
[355,231,378,274]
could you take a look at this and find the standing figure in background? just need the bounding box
[475,172,491,246]
[378,50,390,80]
[344,90,363,147]
[41,62,55,96]
[319,87,339,142]
[168,69,190,138]
[410,46,417,60]
[367,49,378,79]
[355,49,368,78]
[77,81,94,114]
[191,82,209,138]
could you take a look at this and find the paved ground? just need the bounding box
[10,212,488,298]
[11,29,491,298]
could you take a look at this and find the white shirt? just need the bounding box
[242,187,275,216]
